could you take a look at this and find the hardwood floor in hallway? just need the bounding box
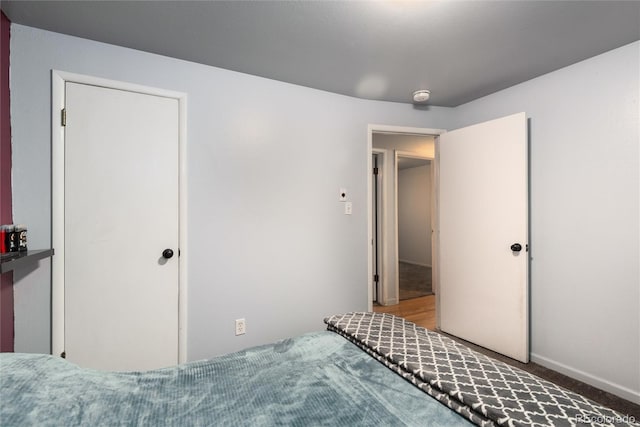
[373,294,435,330]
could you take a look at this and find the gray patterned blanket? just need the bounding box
[325,312,638,427]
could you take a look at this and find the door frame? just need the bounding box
[367,125,445,311]
[371,148,387,304]
[51,70,188,362]
[394,150,435,303]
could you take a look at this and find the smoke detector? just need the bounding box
[412,90,431,104]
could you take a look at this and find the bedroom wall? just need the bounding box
[452,41,640,403]
[9,24,455,358]
[398,164,432,266]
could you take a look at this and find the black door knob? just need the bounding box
[162,249,174,259]
[510,243,522,252]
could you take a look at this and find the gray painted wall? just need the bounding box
[452,41,639,403]
[9,24,454,359]
[398,163,432,266]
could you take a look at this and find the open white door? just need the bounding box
[439,112,528,362]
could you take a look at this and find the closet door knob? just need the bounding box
[510,243,522,252]
[162,249,174,259]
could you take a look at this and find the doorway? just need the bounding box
[373,146,436,329]
[368,113,529,363]
[368,125,443,328]
[51,71,188,371]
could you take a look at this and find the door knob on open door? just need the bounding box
[510,243,522,252]
[162,249,174,259]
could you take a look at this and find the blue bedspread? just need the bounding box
[0,331,470,426]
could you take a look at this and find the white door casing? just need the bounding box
[439,112,529,362]
[372,153,379,302]
[372,149,389,305]
[367,125,445,310]
[51,71,188,370]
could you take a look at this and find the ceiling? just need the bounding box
[3,1,639,107]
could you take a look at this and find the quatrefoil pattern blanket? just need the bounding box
[325,312,637,427]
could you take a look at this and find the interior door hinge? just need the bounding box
[374,274,379,283]
[373,167,379,175]
[61,108,66,127]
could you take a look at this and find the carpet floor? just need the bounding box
[399,262,433,300]
[440,331,640,420]
[375,297,640,419]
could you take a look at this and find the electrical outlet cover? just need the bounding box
[235,318,246,335]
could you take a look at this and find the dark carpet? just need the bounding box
[399,262,433,300]
[439,331,640,420]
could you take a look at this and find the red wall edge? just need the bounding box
[0,10,14,353]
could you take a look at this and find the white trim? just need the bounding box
[384,298,399,306]
[52,70,186,100]
[369,124,444,136]
[367,124,445,311]
[393,151,399,304]
[395,150,434,161]
[177,93,188,365]
[433,136,441,325]
[371,148,386,306]
[531,353,640,405]
[51,72,65,357]
[367,130,374,310]
[51,70,188,363]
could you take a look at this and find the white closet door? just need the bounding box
[64,82,179,371]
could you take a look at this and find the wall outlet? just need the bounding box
[235,318,246,336]
[344,201,353,215]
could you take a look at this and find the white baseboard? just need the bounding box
[398,259,432,268]
[381,298,398,306]
[530,353,640,405]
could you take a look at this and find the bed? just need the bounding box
[1,312,636,427]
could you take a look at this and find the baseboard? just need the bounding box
[398,259,432,268]
[530,353,640,405]
[381,298,398,306]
